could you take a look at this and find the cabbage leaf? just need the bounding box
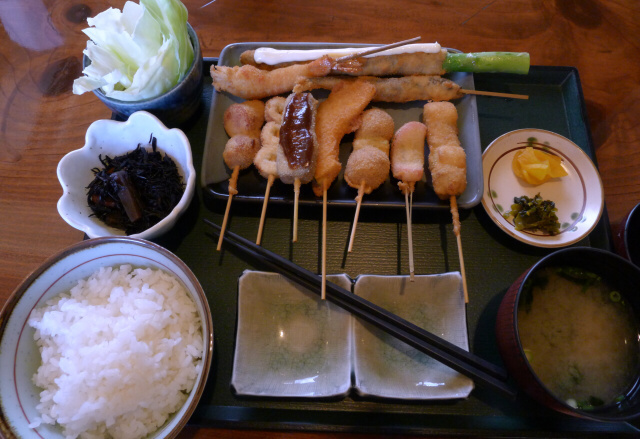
[73,0,193,101]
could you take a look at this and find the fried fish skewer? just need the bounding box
[344,108,394,252]
[277,92,320,242]
[210,56,335,100]
[423,101,468,302]
[314,80,377,298]
[218,100,265,250]
[390,121,427,280]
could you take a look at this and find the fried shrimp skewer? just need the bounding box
[210,56,335,100]
[344,108,394,252]
[295,75,463,103]
[277,92,320,242]
[423,101,468,302]
[218,100,265,250]
[390,121,427,280]
[314,79,377,298]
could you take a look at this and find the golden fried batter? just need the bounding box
[211,56,334,100]
[423,101,467,199]
[295,75,462,103]
[312,79,376,195]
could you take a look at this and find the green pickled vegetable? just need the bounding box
[502,193,560,235]
[443,52,530,74]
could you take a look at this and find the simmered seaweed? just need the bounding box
[87,136,184,235]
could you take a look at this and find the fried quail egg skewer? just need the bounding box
[344,108,394,252]
[390,121,427,280]
[218,100,265,250]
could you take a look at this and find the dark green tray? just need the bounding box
[149,59,636,436]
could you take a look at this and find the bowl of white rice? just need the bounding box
[0,237,213,439]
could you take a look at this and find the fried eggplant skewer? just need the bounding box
[423,101,469,302]
[390,121,427,281]
[218,100,265,250]
[277,92,320,242]
[344,108,394,252]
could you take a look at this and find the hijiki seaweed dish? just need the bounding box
[87,135,185,235]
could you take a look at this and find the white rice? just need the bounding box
[27,265,204,439]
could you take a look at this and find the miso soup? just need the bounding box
[517,266,640,410]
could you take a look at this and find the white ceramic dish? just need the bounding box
[0,237,214,439]
[232,271,353,398]
[232,270,473,400]
[481,128,604,248]
[57,111,196,240]
[353,273,474,400]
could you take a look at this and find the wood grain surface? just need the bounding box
[1,0,640,437]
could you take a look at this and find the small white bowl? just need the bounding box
[57,111,195,240]
[0,237,214,439]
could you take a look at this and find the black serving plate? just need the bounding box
[139,59,638,437]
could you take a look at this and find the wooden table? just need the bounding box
[1,0,640,437]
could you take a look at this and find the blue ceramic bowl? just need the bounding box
[83,23,203,127]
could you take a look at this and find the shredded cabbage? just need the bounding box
[73,0,194,101]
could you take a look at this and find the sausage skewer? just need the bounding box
[423,101,469,302]
[277,92,320,242]
[390,121,427,280]
[344,108,394,252]
[218,100,265,250]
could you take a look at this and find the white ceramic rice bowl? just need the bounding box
[0,237,213,439]
[57,111,195,240]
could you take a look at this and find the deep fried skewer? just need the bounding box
[344,108,394,251]
[390,121,427,280]
[314,80,376,298]
[218,100,265,250]
[423,101,469,302]
[277,92,319,242]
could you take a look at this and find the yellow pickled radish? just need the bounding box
[512,147,567,185]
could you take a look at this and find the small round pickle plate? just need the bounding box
[481,128,604,248]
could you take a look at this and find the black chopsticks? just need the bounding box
[204,218,517,399]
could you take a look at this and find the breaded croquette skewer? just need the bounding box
[314,79,376,299]
[210,56,335,100]
[277,92,319,242]
[295,75,463,103]
[218,100,265,250]
[344,108,394,252]
[423,101,468,302]
[390,121,427,280]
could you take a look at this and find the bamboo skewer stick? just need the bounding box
[256,174,275,245]
[348,182,366,253]
[405,190,415,281]
[461,89,529,100]
[321,189,328,299]
[293,178,301,242]
[336,36,422,63]
[450,196,469,303]
[217,166,240,251]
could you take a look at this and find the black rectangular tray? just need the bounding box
[148,59,637,437]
